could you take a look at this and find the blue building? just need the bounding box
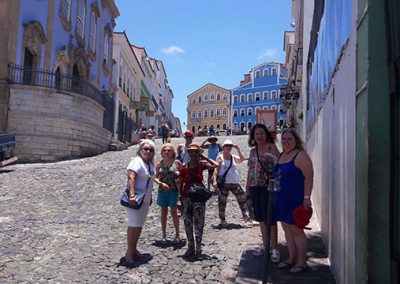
[231,62,288,133]
[0,0,119,161]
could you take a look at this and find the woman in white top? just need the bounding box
[123,139,156,267]
[212,139,249,226]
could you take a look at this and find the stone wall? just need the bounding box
[7,85,112,162]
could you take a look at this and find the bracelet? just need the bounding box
[130,193,136,198]
[304,195,310,199]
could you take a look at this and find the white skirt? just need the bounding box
[126,201,150,227]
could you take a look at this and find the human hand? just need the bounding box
[161,183,170,190]
[233,144,239,150]
[303,198,312,210]
[129,195,138,206]
[212,181,218,190]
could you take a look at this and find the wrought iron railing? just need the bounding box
[7,64,110,108]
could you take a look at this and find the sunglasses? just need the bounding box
[143,147,155,153]
[162,149,172,152]
[188,150,200,153]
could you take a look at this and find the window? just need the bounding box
[222,107,227,116]
[60,0,71,21]
[223,123,227,130]
[222,94,227,100]
[198,110,202,118]
[192,111,196,118]
[198,95,202,103]
[119,66,122,87]
[271,90,277,99]
[233,109,238,117]
[210,109,214,117]
[204,93,208,101]
[216,93,221,100]
[103,34,109,64]
[234,96,238,103]
[271,105,277,110]
[263,69,269,77]
[247,108,253,116]
[216,124,220,129]
[272,68,277,76]
[210,93,215,100]
[240,109,245,116]
[233,122,238,130]
[255,70,261,78]
[255,107,261,114]
[263,91,269,100]
[192,97,196,104]
[247,93,253,102]
[255,92,261,101]
[263,106,270,110]
[240,94,245,102]
[76,0,86,38]
[89,10,97,53]
[248,121,253,129]
[204,109,208,117]
[216,108,221,117]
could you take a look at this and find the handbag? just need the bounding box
[217,154,233,189]
[187,183,212,203]
[120,162,152,209]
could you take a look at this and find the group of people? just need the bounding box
[121,124,314,274]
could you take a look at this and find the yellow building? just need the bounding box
[187,83,231,135]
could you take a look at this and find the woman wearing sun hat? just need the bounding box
[274,128,314,273]
[212,139,249,226]
[178,143,218,258]
[200,135,222,190]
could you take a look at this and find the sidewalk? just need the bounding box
[234,213,336,283]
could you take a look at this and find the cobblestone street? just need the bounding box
[0,135,258,283]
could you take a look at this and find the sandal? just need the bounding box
[270,249,280,263]
[290,265,308,273]
[253,246,265,256]
[278,261,293,269]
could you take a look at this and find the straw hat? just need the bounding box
[187,143,203,153]
[222,139,234,147]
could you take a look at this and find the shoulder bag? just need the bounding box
[217,154,233,189]
[120,162,152,209]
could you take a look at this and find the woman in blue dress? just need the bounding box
[274,128,314,273]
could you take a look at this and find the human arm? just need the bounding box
[233,144,246,163]
[296,151,314,209]
[270,143,281,159]
[127,170,139,205]
[212,155,222,190]
[201,153,219,169]
[153,162,169,190]
[200,138,210,149]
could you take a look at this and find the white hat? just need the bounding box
[222,139,234,147]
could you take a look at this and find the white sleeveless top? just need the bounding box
[217,154,240,184]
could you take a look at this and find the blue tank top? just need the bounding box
[274,151,304,197]
[208,144,220,161]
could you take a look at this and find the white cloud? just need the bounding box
[161,46,185,55]
[259,49,278,60]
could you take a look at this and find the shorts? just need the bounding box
[156,190,179,208]
[126,201,150,227]
[249,186,277,225]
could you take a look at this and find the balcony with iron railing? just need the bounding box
[7,64,112,108]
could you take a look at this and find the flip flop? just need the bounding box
[290,265,308,273]
[278,261,293,269]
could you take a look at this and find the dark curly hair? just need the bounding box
[248,123,275,147]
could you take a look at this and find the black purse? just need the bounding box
[120,162,152,209]
[217,154,233,189]
[187,183,212,203]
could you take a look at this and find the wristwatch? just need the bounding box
[304,195,310,199]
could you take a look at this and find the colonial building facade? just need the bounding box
[0,0,119,162]
[187,83,231,134]
[231,62,288,133]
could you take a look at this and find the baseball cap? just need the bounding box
[184,130,194,137]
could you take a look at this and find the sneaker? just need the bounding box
[253,245,265,256]
[243,214,251,222]
[172,237,181,244]
[271,249,280,263]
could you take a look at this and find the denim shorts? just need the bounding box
[249,186,276,225]
[156,190,179,208]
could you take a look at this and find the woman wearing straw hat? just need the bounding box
[178,143,218,258]
[212,139,249,226]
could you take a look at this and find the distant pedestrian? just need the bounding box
[274,128,313,273]
[246,124,281,263]
[200,136,222,190]
[178,144,218,258]
[212,139,249,226]
[177,130,194,164]
[154,143,182,243]
[161,123,170,144]
[122,139,156,267]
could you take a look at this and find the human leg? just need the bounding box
[181,197,195,254]
[193,201,206,255]
[280,222,297,265]
[229,184,248,218]
[160,207,168,239]
[218,186,229,223]
[170,208,180,239]
[126,226,143,262]
[291,224,308,267]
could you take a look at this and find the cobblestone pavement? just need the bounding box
[0,135,258,283]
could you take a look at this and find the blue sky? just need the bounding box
[114,0,293,130]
